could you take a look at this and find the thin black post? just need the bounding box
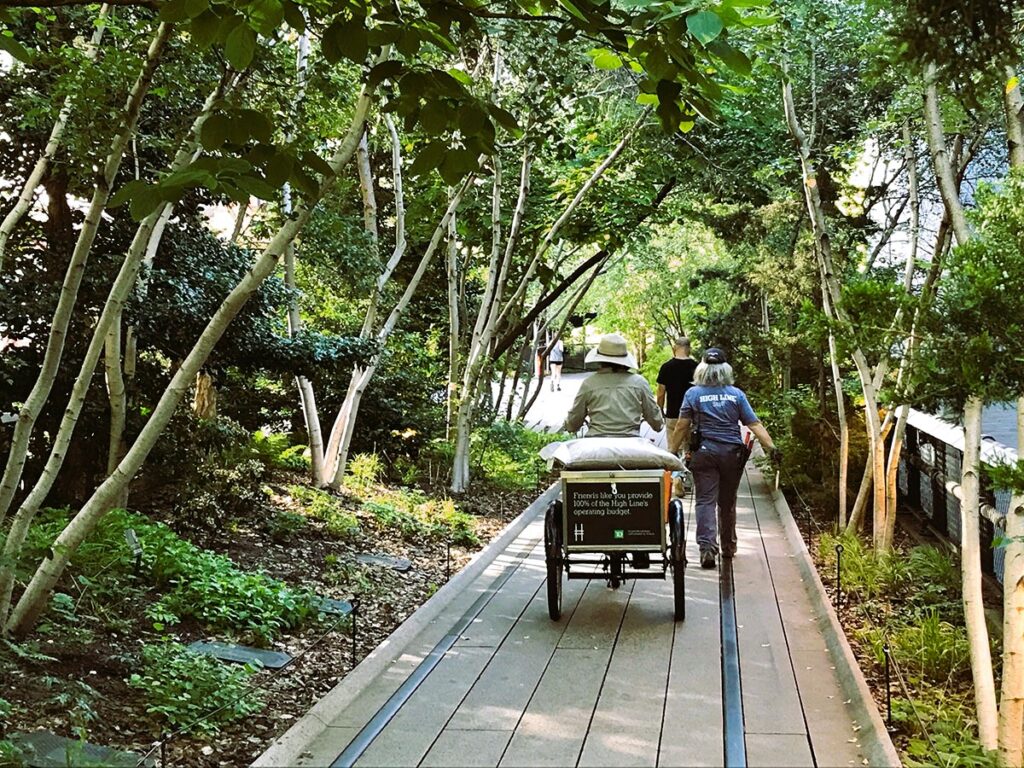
[835,543,843,614]
[446,539,451,582]
[351,599,359,668]
[160,738,166,768]
[883,642,893,727]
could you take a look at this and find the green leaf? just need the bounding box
[264,151,294,187]
[419,99,452,136]
[248,0,283,35]
[447,67,473,85]
[108,179,151,209]
[457,104,487,137]
[200,112,231,150]
[129,186,167,221]
[190,10,221,49]
[685,10,723,44]
[592,50,622,70]
[488,105,522,137]
[281,0,305,31]
[644,46,678,81]
[323,17,367,64]
[707,39,751,75]
[737,13,776,27]
[159,0,190,22]
[439,148,479,185]
[239,109,274,143]
[290,167,319,197]
[0,32,31,64]
[407,141,446,177]
[300,150,333,178]
[183,0,208,19]
[368,59,404,87]
[224,24,257,69]
[236,173,278,200]
[636,93,659,105]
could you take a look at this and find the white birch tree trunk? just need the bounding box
[0,22,172,529]
[4,76,377,637]
[997,73,1024,766]
[494,112,645,331]
[325,181,470,488]
[280,31,326,482]
[999,395,1024,767]
[962,396,998,750]
[445,204,460,439]
[0,5,110,273]
[0,78,226,624]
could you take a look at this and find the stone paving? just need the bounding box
[256,372,898,767]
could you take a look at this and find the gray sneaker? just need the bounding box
[700,548,716,569]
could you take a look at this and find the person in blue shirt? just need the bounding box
[668,348,781,569]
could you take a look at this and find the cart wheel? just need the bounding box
[545,500,563,621]
[669,499,686,622]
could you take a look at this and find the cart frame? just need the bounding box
[544,468,688,622]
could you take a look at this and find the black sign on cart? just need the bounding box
[562,470,665,552]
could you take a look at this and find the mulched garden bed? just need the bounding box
[1,479,545,767]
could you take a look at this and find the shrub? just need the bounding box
[361,492,478,546]
[128,642,263,735]
[894,693,998,768]
[266,510,307,541]
[176,459,268,529]
[347,453,384,490]
[244,430,310,471]
[471,420,561,491]
[288,485,359,539]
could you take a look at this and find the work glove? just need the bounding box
[770,447,783,467]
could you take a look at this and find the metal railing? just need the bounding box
[896,408,1017,583]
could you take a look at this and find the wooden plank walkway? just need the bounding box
[258,466,883,767]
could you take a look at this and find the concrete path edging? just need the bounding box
[770,482,903,767]
[253,482,560,768]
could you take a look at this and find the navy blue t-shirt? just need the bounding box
[680,385,759,445]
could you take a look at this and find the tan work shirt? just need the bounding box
[563,369,664,436]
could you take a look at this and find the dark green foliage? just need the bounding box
[471,420,562,492]
[127,642,263,735]
[19,509,319,644]
[125,221,374,380]
[915,170,1024,412]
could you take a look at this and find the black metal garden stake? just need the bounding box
[350,599,359,667]
[446,538,451,582]
[883,642,893,727]
[835,543,843,614]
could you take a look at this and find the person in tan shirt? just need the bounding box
[563,334,664,436]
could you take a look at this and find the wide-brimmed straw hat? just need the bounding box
[585,333,638,369]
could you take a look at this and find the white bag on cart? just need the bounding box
[539,437,684,471]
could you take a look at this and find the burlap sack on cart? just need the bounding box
[540,437,684,471]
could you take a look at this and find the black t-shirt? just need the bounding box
[657,357,698,418]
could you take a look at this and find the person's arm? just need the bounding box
[563,388,588,433]
[641,384,664,432]
[738,391,782,462]
[669,417,691,455]
[656,384,666,412]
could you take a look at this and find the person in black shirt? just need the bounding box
[656,336,698,428]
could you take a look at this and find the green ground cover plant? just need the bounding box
[127,641,263,735]
[18,509,319,644]
[471,421,563,492]
[817,531,990,764]
[287,485,360,539]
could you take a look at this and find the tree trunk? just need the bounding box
[961,396,998,750]
[0,74,233,626]
[192,371,217,419]
[445,201,460,439]
[846,455,873,533]
[0,5,110,273]
[998,395,1024,767]
[4,72,377,637]
[103,315,128,509]
[827,329,848,528]
[326,180,471,487]
[0,22,172,528]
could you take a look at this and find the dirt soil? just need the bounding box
[1,480,544,767]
